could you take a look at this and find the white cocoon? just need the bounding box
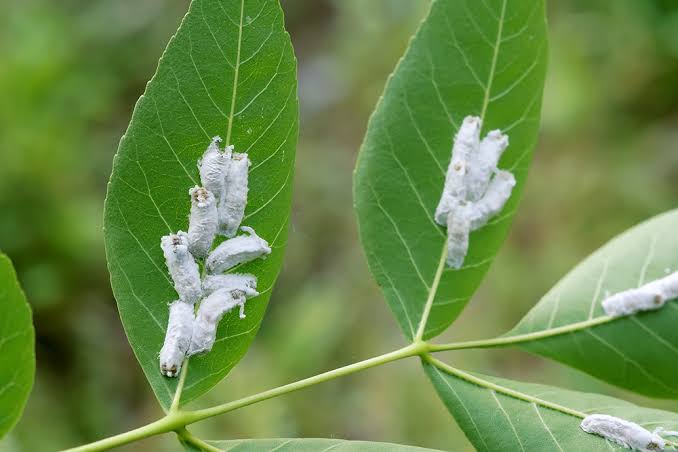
[469,170,516,230]
[219,152,250,237]
[435,116,480,226]
[435,115,515,269]
[602,271,678,317]
[466,130,509,202]
[446,203,472,269]
[160,232,202,304]
[187,186,218,258]
[198,136,231,202]
[159,301,194,377]
[189,288,246,356]
[581,414,665,451]
[202,273,258,298]
[206,226,271,274]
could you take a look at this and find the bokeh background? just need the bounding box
[1,0,678,450]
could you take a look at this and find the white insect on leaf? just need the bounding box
[581,414,666,451]
[435,115,515,268]
[188,288,247,356]
[158,136,271,376]
[469,169,516,230]
[187,186,218,258]
[466,129,509,202]
[160,231,202,304]
[219,151,250,237]
[202,273,259,298]
[435,116,479,226]
[198,136,231,203]
[602,271,678,317]
[159,300,194,377]
[446,203,473,270]
[205,226,271,274]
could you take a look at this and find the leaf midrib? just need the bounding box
[427,356,587,419]
[172,0,246,405]
[225,0,245,145]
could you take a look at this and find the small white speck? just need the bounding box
[247,128,252,134]
[665,268,671,274]
[246,15,252,24]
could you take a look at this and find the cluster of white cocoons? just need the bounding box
[581,414,668,451]
[601,271,678,318]
[159,136,271,377]
[435,116,516,268]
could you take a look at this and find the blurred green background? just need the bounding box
[1,0,677,450]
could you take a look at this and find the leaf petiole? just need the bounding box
[427,315,614,352]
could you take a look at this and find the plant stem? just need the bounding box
[62,342,426,452]
[428,315,613,352]
[63,415,184,452]
[182,341,426,424]
[176,428,223,452]
[414,244,448,342]
[170,360,190,413]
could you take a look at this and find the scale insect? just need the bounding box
[219,152,250,237]
[206,226,271,274]
[202,273,259,298]
[435,116,479,226]
[469,169,516,230]
[188,288,247,356]
[435,115,515,269]
[466,130,509,202]
[602,270,678,317]
[581,414,666,451]
[160,232,202,304]
[445,203,473,270]
[187,186,218,258]
[159,301,194,377]
[198,136,231,203]
[158,135,271,377]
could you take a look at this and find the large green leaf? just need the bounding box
[0,253,34,439]
[354,0,548,340]
[103,0,298,408]
[198,438,440,451]
[424,359,678,451]
[506,209,678,398]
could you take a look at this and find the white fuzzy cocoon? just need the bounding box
[202,273,259,298]
[602,271,678,317]
[466,130,509,202]
[435,116,480,225]
[581,414,665,451]
[187,186,218,258]
[160,232,202,304]
[159,301,194,377]
[469,170,516,230]
[446,203,472,269]
[188,288,246,356]
[435,116,515,269]
[198,136,231,202]
[219,152,250,237]
[206,226,271,274]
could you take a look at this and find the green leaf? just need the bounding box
[0,252,34,439]
[202,438,441,451]
[424,359,678,451]
[354,0,548,340]
[506,209,678,398]
[103,0,298,408]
